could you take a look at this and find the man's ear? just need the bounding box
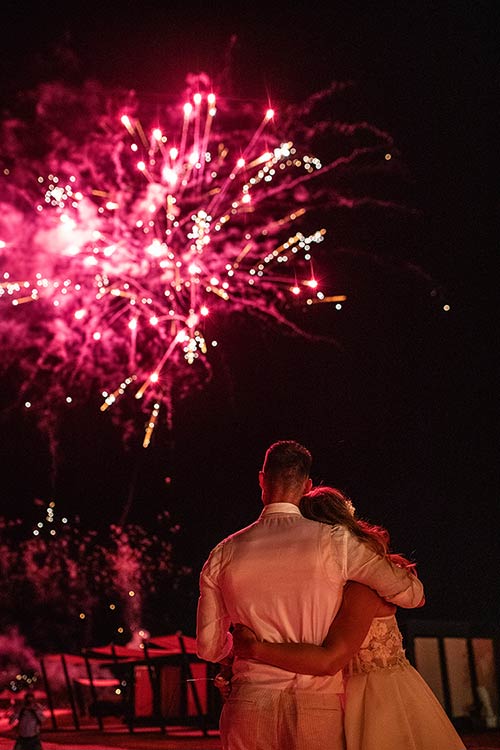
[304,477,312,494]
[258,471,264,489]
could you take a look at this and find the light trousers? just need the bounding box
[220,684,346,750]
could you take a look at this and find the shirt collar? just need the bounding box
[260,502,302,516]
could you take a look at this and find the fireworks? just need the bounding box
[0,501,187,652]
[0,75,401,448]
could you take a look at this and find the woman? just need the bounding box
[231,486,465,750]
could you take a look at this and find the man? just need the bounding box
[197,440,424,750]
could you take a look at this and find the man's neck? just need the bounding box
[263,493,301,506]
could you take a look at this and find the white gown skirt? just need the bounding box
[344,663,466,750]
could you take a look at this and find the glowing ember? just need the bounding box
[0,76,401,447]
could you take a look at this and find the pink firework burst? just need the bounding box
[0,74,405,448]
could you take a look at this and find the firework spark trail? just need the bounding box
[0,75,409,449]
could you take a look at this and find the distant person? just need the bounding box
[231,486,465,750]
[10,690,44,750]
[197,440,424,750]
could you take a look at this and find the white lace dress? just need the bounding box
[342,615,466,750]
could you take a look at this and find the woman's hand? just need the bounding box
[233,624,259,659]
[214,663,232,702]
[214,674,231,701]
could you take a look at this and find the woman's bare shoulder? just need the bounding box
[344,581,380,599]
[343,581,383,608]
[344,581,396,616]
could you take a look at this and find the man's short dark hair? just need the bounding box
[262,440,312,485]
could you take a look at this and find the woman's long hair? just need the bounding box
[300,486,416,571]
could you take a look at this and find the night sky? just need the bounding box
[0,1,497,636]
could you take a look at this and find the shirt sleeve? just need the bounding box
[341,528,424,608]
[196,542,234,663]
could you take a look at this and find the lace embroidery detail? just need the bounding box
[343,616,410,676]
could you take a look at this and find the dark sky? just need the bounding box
[0,1,497,632]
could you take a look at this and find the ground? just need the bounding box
[1,724,500,750]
